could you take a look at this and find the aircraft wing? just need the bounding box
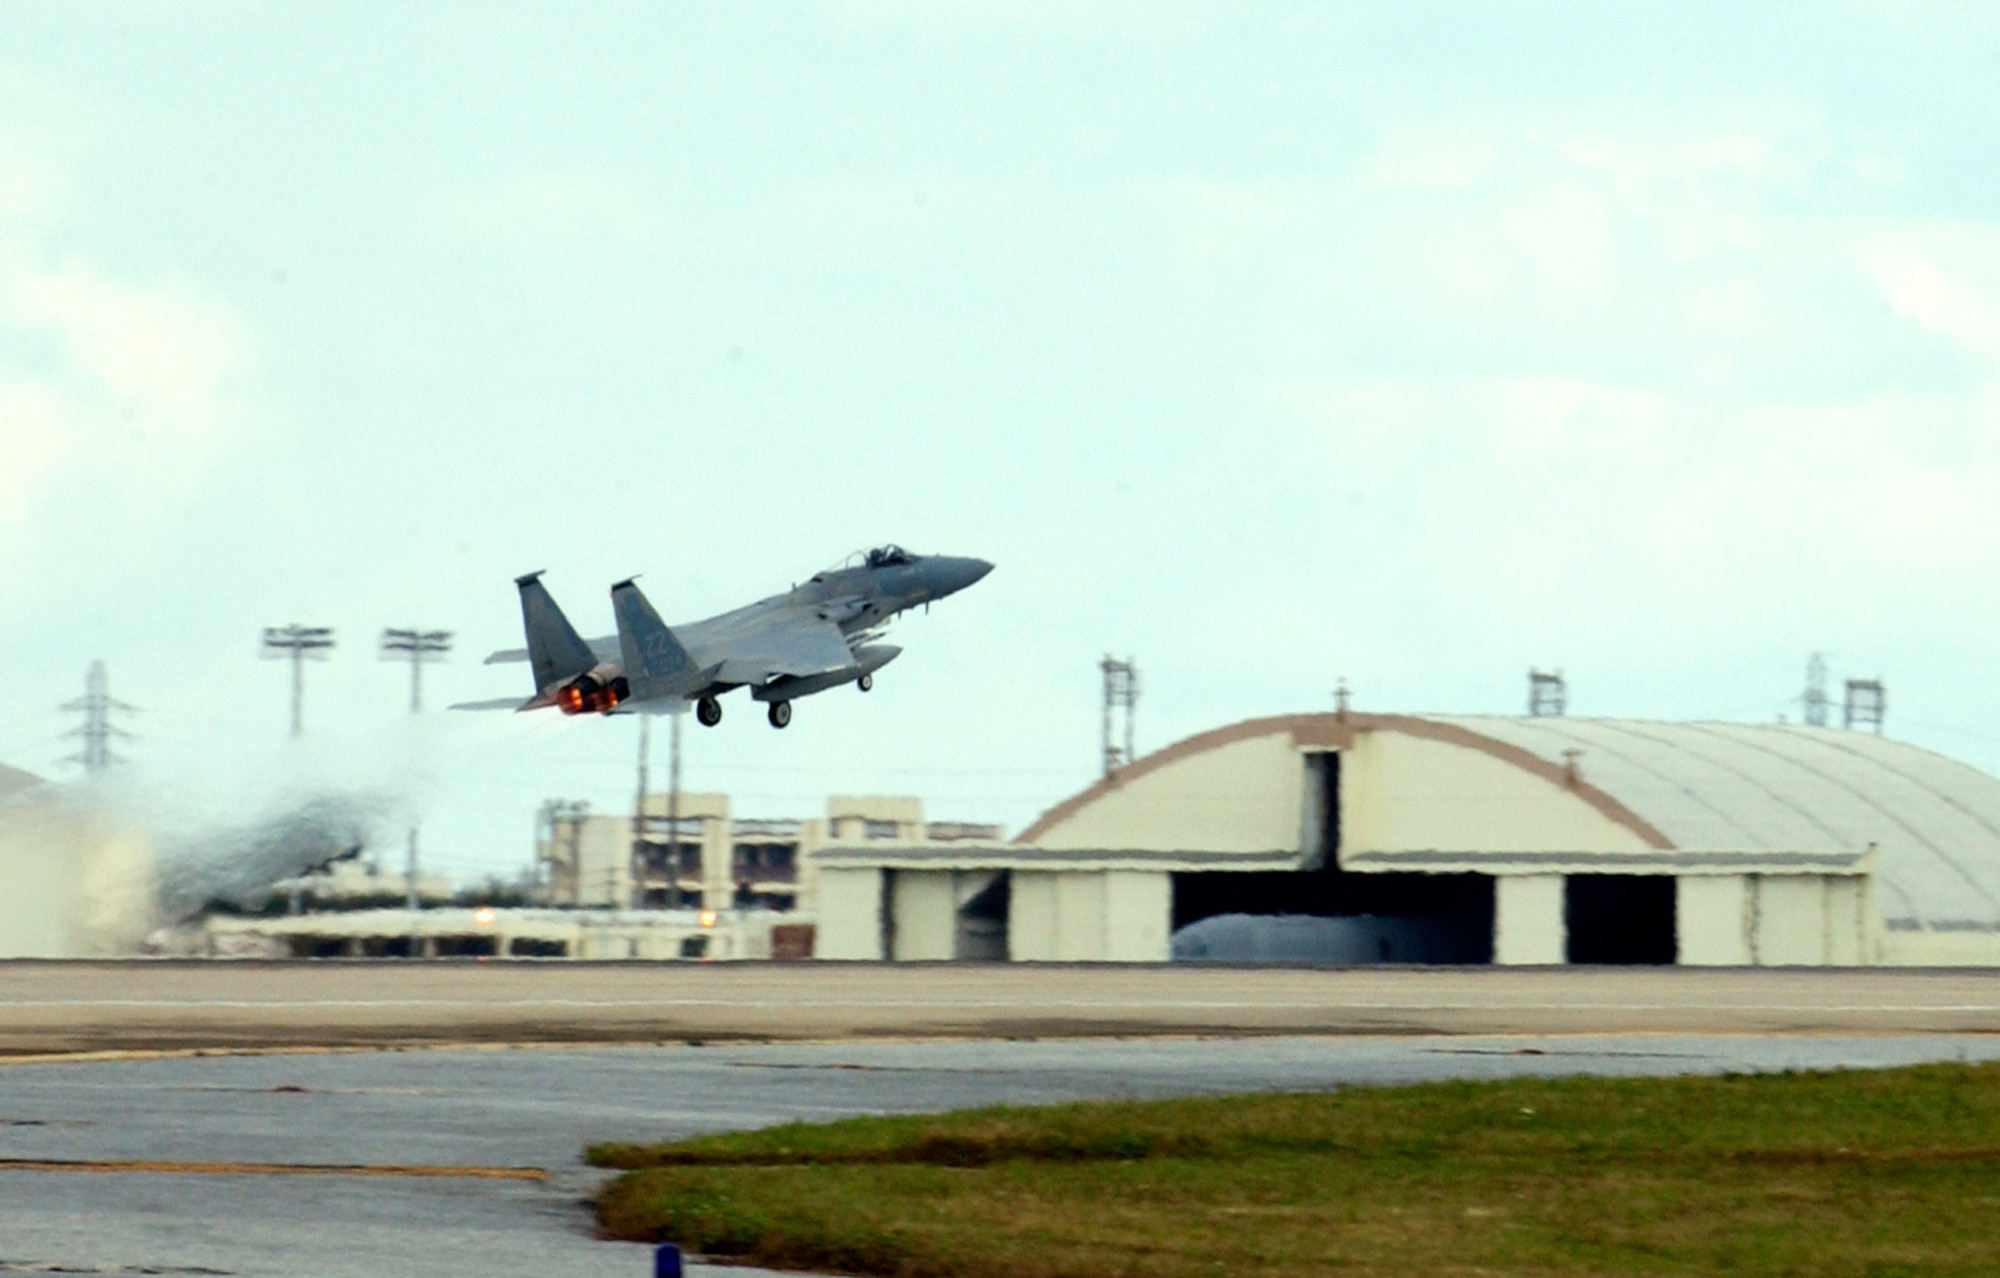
[712,617,857,686]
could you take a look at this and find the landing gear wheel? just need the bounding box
[767,699,792,729]
[696,695,722,727]
[857,673,873,693]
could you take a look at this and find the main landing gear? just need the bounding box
[696,695,722,727]
[857,673,873,692]
[767,699,792,729]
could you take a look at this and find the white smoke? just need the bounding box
[0,790,155,957]
[0,725,424,956]
[152,788,399,918]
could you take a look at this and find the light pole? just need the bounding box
[379,628,452,953]
[261,625,335,738]
[380,628,453,713]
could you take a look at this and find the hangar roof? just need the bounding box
[1019,713,2000,933]
[1427,716,2000,933]
[0,763,40,799]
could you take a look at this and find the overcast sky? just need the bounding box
[5,3,2000,882]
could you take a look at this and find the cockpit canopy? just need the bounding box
[813,545,918,581]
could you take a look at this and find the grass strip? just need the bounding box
[589,1060,2000,1277]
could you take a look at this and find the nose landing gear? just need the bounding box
[857,673,873,692]
[767,699,792,729]
[696,695,722,727]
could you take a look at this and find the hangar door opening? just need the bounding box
[1565,874,1676,964]
[1171,751,1494,964]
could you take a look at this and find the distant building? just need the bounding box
[537,793,998,915]
[201,904,810,961]
[190,793,998,961]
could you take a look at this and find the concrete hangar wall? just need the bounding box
[816,713,2000,966]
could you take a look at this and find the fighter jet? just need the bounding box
[453,546,992,728]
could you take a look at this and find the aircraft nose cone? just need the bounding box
[930,556,993,597]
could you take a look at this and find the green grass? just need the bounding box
[589,1060,2000,1277]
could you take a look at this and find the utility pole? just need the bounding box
[261,625,335,737]
[404,823,428,964]
[630,713,651,910]
[62,659,135,774]
[1100,655,1140,776]
[380,628,453,712]
[668,710,683,907]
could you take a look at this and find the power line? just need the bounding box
[379,628,453,713]
[260,625,335,738]
[60,659,136,774]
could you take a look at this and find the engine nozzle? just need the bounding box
[558,674,631,715]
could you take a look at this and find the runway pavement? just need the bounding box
[8,960,2000,1275]
[5,960,2000,1054]
[7,1034,2000,1277]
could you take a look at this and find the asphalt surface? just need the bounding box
[9,961,2000,1053]
[8,1033,2000,1276]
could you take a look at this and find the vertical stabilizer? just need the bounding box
[516,572,598,692]
[611,579,698,698]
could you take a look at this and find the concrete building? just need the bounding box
[537,792,997,915]
[815,712,2000,966]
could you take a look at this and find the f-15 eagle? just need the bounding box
[454,545,992,729]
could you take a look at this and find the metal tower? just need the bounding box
[1844,678,1886,733]
[62,660,135,774]
[1802,652,1830,727]
[261,624,335,737]
[1528,669,1567,717]
[1101,655,1140,776]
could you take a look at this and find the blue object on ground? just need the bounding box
[654,1243,683,1277]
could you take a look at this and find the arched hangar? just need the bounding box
[0,763,39,800]
[814,713,2000,965]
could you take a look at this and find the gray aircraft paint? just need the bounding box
[461,545,991,723]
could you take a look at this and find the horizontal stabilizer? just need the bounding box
[449,695,548,712]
